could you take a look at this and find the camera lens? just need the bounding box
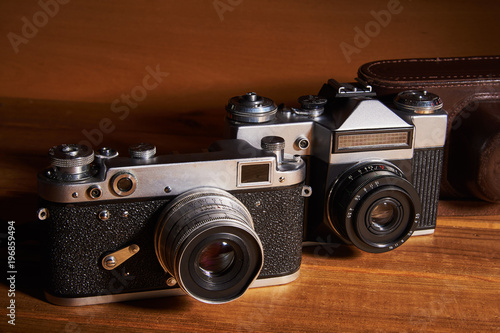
[198,241,235,277]
[327,163,421,253]
[155,188,263,304]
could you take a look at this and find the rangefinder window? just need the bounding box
[238,162,271,185]
[334,129,412,153]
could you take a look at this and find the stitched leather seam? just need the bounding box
[446,92,500,119]
[358,82,500,90]
[363,56,500,81]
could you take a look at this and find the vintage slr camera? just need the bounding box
[225,80,447,253]
[38,139,309,305]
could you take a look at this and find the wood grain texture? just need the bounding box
[1,210,499,332]
[1,0,500,332]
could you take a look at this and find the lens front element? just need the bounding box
[198,241,236,277]
[367,198,402,233]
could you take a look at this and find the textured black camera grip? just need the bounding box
[412,148,444,229]
[42,185,304,298]
[234,186,304,277]
[43,199,171,297]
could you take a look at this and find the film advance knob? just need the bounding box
[394,90,443,114]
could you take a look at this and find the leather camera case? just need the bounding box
[357,56,500,203]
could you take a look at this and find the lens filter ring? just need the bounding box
[351,185,415,250]
[178,224,262,302]
[328,162,421,253]
[154,187,264,303]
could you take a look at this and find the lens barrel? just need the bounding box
[327,163,421,253]
[155,188,263,303]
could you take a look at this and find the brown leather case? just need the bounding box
[357,56,500,203]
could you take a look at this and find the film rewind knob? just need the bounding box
[48,144,94,169]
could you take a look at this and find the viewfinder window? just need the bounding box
[239,163,271,185]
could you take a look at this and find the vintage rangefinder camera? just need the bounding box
[225,79,448,253]
[37,139,309,305]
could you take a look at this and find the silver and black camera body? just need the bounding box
[225,79,448,253]
[38,139,308,305]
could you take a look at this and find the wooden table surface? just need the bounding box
[1,1,500,332]
[1,96,499,333]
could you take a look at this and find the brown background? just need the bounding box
[1,1,499,107]
[1,0,500,177]
[1,0,499,332]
